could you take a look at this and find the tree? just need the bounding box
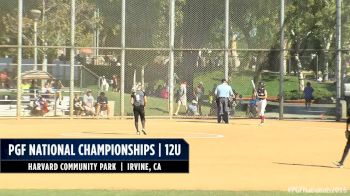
[311,0,336,81]
[285,0,350,87]
[230,0,280,83]
[0,0,97,61]
[285,0,334,90]
[181,0,223,97]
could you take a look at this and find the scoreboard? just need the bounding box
[0,139,189,173]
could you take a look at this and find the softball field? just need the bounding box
[0,118,349,192]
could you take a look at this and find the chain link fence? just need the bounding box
[0,0,346,120]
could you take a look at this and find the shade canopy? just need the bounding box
[18,70,55,80]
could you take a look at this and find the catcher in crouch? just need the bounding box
[254,82,267,125]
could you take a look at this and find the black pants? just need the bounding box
[340,138,350,164]
[217,97,229,123]
[133,105,145,122]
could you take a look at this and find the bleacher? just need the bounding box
[0,89,71,117]
[0,89,114,117]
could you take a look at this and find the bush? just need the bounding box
[313,88,334,104]
[282,88,334,103]
[284,90,303,100]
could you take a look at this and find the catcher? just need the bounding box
[333,111,350,168]
[228,90,239,116]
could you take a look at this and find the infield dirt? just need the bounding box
[0,119,348,191]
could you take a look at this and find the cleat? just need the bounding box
[333,161,343,168]
[142,129,147,135]
[136,131,140,135]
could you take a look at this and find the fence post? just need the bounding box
[120,0,126,118]
[224,0,229,80]
[141,65,145,88]
[279,0,285,120]
[69,0,76,118]
[169,0,175,118]
[33,18,38,70]
[336,0,342,121]
[80,66,83,89]
[17,0,23,119]
[133,69,136,87]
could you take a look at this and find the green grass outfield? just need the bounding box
[79,70,336,116]
[0,70,333,116]
[194,70,335,98]
[0,190,347,196]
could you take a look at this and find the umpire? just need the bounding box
[215,79,234,123]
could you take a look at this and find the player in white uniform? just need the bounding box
[254,82,267,125]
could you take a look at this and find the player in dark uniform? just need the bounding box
[254,82,267,125]
[95,92,110,117]
[131,83,147,135]
[333,110,350,168]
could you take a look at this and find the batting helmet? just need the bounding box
[258,82,265,87]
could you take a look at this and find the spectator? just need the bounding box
[174,81,187,116]
[97,56,105,65]
[21,80,31,91]
[53,91,61,107]
[83,90,95,116]
[209,84,218,116]
[41,82,53,98]
[188,100,199,115]
[52,80,64,103]
[100,76,109,92]
[304,82,314,110]
[161,85,169,99]
[111,57,118,67]
[75,54,81,64]
[174,72,180,84]
[155,85,163,97]
[194,82,204,115]
[29,80,38,99]
[58,54,66,63]
[52,79,64,90]
[73,93,84,116]
[75,54,86,65]
[32,95,49,116]
[104,55,110,65]
[111,75,119,92]
[95,92,110,117]
[0,71,10,89]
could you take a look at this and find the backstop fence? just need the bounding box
[0,0,347,120]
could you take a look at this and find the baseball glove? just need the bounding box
[346,130,350,140]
